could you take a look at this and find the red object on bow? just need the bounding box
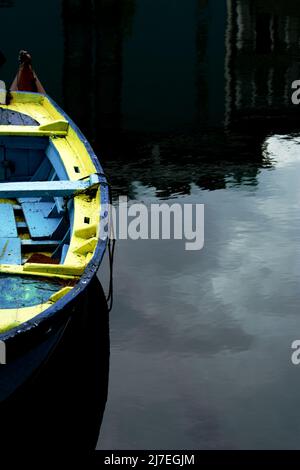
[10,50,46,94]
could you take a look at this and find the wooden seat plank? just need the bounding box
[0,203,17,237]
[0,175,102,198]
[0,238,21,265]
[21,202,62,239]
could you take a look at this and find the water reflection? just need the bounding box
[102,130,274,200]
[60,0,300,200]
[99,132,300,449]
[225,0,300,129]
[62,0,135,144]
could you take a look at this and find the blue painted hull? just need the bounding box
[0,277,110,450]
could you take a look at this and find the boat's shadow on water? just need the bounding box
[0,277,110,452]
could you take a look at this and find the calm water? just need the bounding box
[2,0,300,450]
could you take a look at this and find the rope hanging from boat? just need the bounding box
[106,181,116,313]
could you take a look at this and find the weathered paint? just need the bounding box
[0,275,63,309]
[0,91,109,335]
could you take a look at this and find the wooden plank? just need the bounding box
[0,136,48,150]
[16,221,27,229]
[60,244,69,263]
[21,203,62,239]
[0,125,68,137]
[0,146,4,181]
[54,196,65,215]
[18,198,41,204]
[31,158,52,181]
[46,143,68,180]
[39,120,69,132]
[0,204,17,237]
[0,175,101,198]
[0,108,39,126]
[0,238,21,265]
[32,202,56,218]
[51,227,70,260]
[21,240,60,247]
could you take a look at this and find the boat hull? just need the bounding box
[0,276,110,451]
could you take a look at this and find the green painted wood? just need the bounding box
[0,275,63,309]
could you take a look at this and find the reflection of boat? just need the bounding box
[0,52,109,360]
[0,276,110,451]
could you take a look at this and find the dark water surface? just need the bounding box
[2,0,300,450]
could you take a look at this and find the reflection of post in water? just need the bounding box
[0,0,13,69]
[63,0,135,147]
[92,0,123,141]
[195,0,209,127]
[196,0,227,128]
[0,277,110,451]
[0,1,14,6]
[225,0,300,129]
[62,0,94,137]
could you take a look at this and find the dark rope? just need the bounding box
[64,172,116,312]
[106,180,116,313]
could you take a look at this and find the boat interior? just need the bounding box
[0,92,105,331]
[0,134,72,267]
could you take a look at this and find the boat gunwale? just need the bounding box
[0,92,109,342]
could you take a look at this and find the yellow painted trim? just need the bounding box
[39,120,69,132]
[0,91,104,331]
[0,285,72,333]
[49,286,73,303]
[0,125,67,136]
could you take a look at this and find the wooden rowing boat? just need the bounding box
[0,52,109,355]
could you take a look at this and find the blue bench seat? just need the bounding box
[21,202,64,239]
[0,238,21,264]
[0,204,18,238]
[0,203,21,264]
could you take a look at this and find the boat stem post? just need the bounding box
[10,50,46,94]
